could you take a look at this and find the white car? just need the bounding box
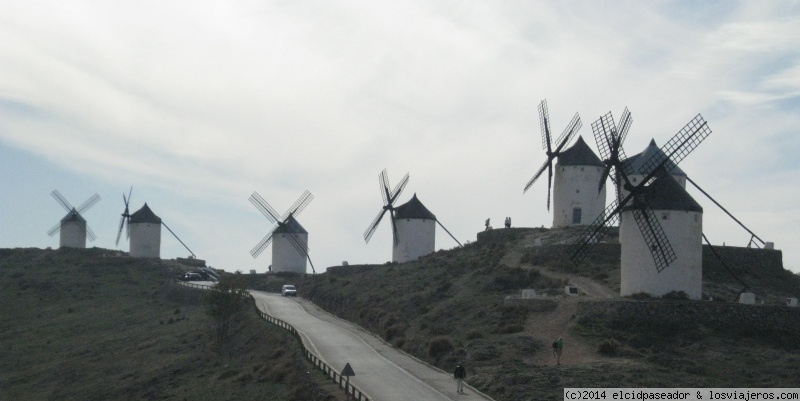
[281,285,297,297]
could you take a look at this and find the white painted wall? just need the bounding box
[392,218,435,263]
[130,222,161,258]
[552,165,607,227]
[273,233,308,273]
[60,221,86,248]
[620,209,703,299]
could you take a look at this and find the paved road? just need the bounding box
[250,291,493,401]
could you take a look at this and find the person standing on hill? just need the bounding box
[555,337,564,365]
[454,362,466,393]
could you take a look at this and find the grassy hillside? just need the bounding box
[0,247,340,401]
[247,227,800,401]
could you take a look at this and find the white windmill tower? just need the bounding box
[115,188,196,260]
[129,203,162,258]
[47,190,101,249]
[620,175,703,299]
[551,135,607,227]
[523,99,587,226]
[364,170,462,263]
[249,190,315,274]
[569,110,711,300]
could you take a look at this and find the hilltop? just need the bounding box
[3,226,799,401]
[0,247,341,401]
[250,226,800,401]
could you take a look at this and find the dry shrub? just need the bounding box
[428,336,455,358]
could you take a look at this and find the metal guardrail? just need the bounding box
[176,280,371,401]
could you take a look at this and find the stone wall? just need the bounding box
[577,298,800,334]
[503,297,558,312]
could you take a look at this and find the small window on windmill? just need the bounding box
[661,212,669,220]
[580,167,584,171]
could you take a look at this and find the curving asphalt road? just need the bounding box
[249,290,493,401]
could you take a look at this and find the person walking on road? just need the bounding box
[454,362,466,393]
[554,337,564,365]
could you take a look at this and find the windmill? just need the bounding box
[115,186,133,247]
[392,193,463,262]
[363,169,409,246]
[523,99,582,211]
[569,110,711,275]
[363,169,462,263]
[249,190,315,274]
[47,190,101,249]
[113,188,196,259]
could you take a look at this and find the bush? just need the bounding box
[598,338,621,356]
[495,324,524,334]
[428,336,455,358]
[466,330,484,340]
[662,291,689,300]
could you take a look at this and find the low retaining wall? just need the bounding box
[577,299,800,334]
[503,297,558,312]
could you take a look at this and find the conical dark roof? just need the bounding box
[275,215,308,234]
[61,208,86,223]
[622,139,687,177]
[557,135,603,167]
[394,193,436,220]
[622,173,702,212]
[130,203,161,224]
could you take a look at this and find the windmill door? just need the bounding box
[572,208,582,225]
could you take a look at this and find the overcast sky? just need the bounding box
[1,1,799,276]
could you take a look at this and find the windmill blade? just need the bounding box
[161,220,196,258]
[125,186,133,207]
[76,193,101,214]
[85,224,97,242]
[285,229,317,273]
[115,215,125,246]
[436,220,462,247]
[546,162,553,211]
[50,190,73,212]
[568,199,623,264]
[282,190,314,221]
[363,208,388,243]
[598,164,613,194]
[389,173,409,203]
[285,228,317,274]
[47,221,62,236]
[251,226,277,258]
[390,210,400,246]
[249,192,280,223]
[523,158,550,193]
[538,99,552,151]
[285,229,310,253]
[639,114,711,179]
[591,112,617,162]
[617,108,632,146]
[379,169,390,206]
[630,201,677,272]
[553,112,581,154]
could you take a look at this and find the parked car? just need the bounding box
[182,272,203,281]
[281,284,297,297]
